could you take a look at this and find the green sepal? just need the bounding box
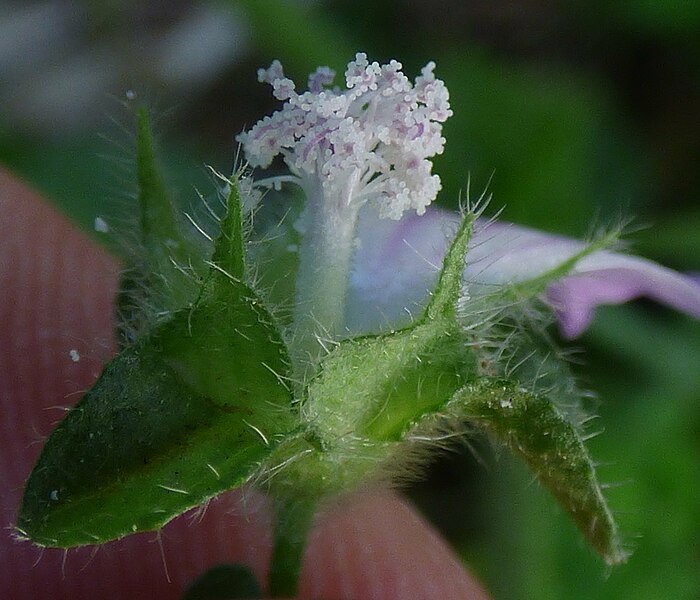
[304,211,478,442]
[304,319,472,442]
[253,212,479,595]
[118,108,205,344]
[471,226,622,309]
[19,174,295,547]
[210,173,245,282]
[135,107,183,253]
[446,378,628,565]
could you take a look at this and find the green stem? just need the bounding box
[268,495,319,597]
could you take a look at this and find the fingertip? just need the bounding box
[298,489,491,600]
[0,169,120,403]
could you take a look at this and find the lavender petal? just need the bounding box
[349,208,700,337]
[546,256,700,338]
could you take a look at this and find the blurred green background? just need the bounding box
[1,1,698,598]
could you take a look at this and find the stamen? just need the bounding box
[236,52,452,220]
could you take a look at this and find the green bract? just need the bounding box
[19,111,295,547]
[19,110,625,597]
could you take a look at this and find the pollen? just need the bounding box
[94,216,110,233]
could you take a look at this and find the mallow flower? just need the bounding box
[18,53,700,598]
[238,52,700,347]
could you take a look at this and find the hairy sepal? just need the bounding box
[117,108,207,344]
[446,378,627,565]
[299,210,626,567]
[245,212,479,595]
[448,226,627,564]
[19,175,295,547]
[302,211,477,459]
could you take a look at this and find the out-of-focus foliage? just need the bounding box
[1,1,698,599]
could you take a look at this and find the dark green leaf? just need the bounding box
[182,564,261,600]
[19,279,294,547]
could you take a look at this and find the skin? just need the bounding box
[0,169,491,600]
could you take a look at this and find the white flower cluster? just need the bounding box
[236,53,452,220]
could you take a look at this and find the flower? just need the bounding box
[238,53,700,355]
[346,207,700,337]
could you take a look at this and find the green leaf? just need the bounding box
[19,187,295,547]
[182,564,261,600]
[156,285,292,415]
[448,378,628,565]
[18,290,293,547]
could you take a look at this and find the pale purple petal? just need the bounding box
[346,206,455,332]
[348,207,700,337]
[467,219,700,337]
[547,257,700,338]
